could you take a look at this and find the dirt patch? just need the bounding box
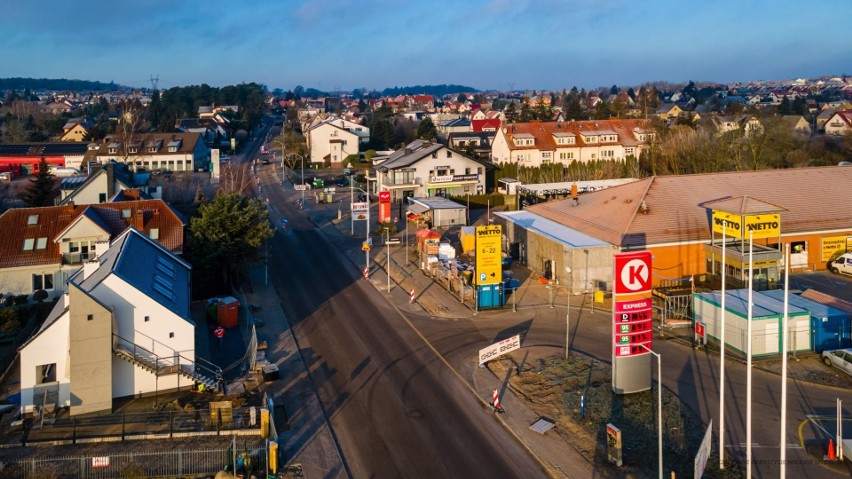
[490,355,745,478]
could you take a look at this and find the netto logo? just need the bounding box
[620,259,649,291]
[745,221,779,231]
[477,229,501,236]
[713,217,740,230]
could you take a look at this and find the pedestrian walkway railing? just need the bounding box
[112,333,222,390]
[3,439,265,479]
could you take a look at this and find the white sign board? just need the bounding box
[352,202,369,214]
[693,419,712,479]
[92,457,110,468]
[294,184,308,191]
[478,334,521,365]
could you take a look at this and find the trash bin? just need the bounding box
[262,364,280,381]
[217,297,239,328]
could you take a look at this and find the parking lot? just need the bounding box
[789,270,852,302]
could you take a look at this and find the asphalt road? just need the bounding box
[262,176,548,477]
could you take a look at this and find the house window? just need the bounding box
[169,332,175,338]
[36,363,57,384]
[432,152,437,158]
[477,167,482,174]
[27,215,39,225]
[145,316,150,322]
[446,151,452,158]
[36,238,47,250]
[150,228,159,240]
[87,314,93,321]
[128,147,138,154]
[33,273,54,291]
[541,152,552,160]
[99,193,107,203]
[23,238,35,251]
[122,208,132,219]
[465,168,471,174]
[169,146,178,152]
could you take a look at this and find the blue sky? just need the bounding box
[1,0,850,92]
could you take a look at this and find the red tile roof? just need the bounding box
[0,199,184,269]
[501,119,650,151]
[472,119,501,132]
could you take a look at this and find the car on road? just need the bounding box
[821,348,852,375]
[335,177,349,187]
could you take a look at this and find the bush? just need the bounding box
[13,295,28,306]
[3,296,13,307]
[376,221,398,235]
[32,289,48,303]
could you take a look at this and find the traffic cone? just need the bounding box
[827,438,836,461]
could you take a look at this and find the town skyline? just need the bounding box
[2,0,850,92]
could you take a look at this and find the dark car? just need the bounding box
[335,177,349,187]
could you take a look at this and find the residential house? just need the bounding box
[447,131,494,160]
[374,139,488,200]
[83,133,209,173]
[490,119,654,167]
[472,119,501,132]
[824,110,852,136]
[779,115,812,136]
[59,162,161,205]
[60,121,93,142]
[412,95,435,111]
[0,199,184,301]
[655,103,683,120]
[436,118,472,141]
[18,228,209,417]
[306,116,364,167]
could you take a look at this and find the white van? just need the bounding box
[52,167,83,177]
[829,252,852,276]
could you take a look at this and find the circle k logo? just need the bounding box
[614,252,652,294]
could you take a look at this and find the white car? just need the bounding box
[821,348,852,376]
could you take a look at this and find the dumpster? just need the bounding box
[217,296,239,329]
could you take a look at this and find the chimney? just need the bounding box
[82,257,99,280]
[135,210,144,230]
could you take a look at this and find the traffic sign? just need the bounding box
[361,242,371,252]
[294,184,308,191]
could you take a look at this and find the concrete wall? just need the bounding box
[68,283,114,416]
[68,173,109,205]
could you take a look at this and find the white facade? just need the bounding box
[19,301,71,411]
[62,172,110,204]
[308,122,360,166]
[825,112,852,136]
[491,129,644,168]
[378,145,486,199]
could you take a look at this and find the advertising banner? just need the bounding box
[711,210,781,240]
[821,235,851,262]
[475,225,502,285]
[478,334,521,365]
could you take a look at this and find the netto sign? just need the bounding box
[711,210,780,240]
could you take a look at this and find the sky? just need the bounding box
[1,0,850,92]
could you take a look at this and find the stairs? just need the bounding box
[113,334,221,390]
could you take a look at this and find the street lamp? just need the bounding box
[565,266,572,359]
[384,227,391,292]
[639,343,663,479]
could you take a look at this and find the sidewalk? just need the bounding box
[241,265,346,479]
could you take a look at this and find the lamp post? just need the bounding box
[565,266,572,359]
[384,227,391,292]
[639,343,663,479]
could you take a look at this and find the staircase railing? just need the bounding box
[112,333,222,389]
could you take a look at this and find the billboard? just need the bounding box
[352,202,369,221]
[821,235,852,262]
[475,225,502,285]
[478,334,521,365]
[711,210,781,240]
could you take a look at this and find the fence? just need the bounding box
[3,440,267,479]
[22,407,260,445]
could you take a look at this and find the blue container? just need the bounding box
[478,284,504,309]
[762,290,851,352]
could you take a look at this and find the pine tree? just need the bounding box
[21,157,55,207]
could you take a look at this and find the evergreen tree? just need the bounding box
[416,116,437,140]
[519,98,534,122]
[21,157,55,207]
[778,96,792,115]
[610,85,620,95]
[503,102,518,123]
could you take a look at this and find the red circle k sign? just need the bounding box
[614,251,652,294]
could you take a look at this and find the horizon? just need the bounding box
[1,0,850,92]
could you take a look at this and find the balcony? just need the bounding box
[383,176,420,187]
[61,252,92,265]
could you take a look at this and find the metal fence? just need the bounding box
[23,407,259,444]
[3,440,267,479]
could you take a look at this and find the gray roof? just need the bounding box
[761,289,849,319]
[695,289,808,318]
[495,210,610,248]
[408,196,466,210]
[375,139,444,171]
[76,228,192,321]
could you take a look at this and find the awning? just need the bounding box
[408,203,429,214]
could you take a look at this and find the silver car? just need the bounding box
[821,348,852,376]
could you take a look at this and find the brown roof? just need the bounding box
[501,119,650,151]
[526,166,852,248]
[800,289,852,315]
[0,199,184,269]
[90,132,202,159]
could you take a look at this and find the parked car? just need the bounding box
[821,348,852,376]
[828,252,852,276]
[335,177,349,187]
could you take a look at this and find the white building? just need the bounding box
[490,119,653,167]
[307,118,364,167]
[18,228,213,416]
[374,139,487,201]
[84,132,210,173]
